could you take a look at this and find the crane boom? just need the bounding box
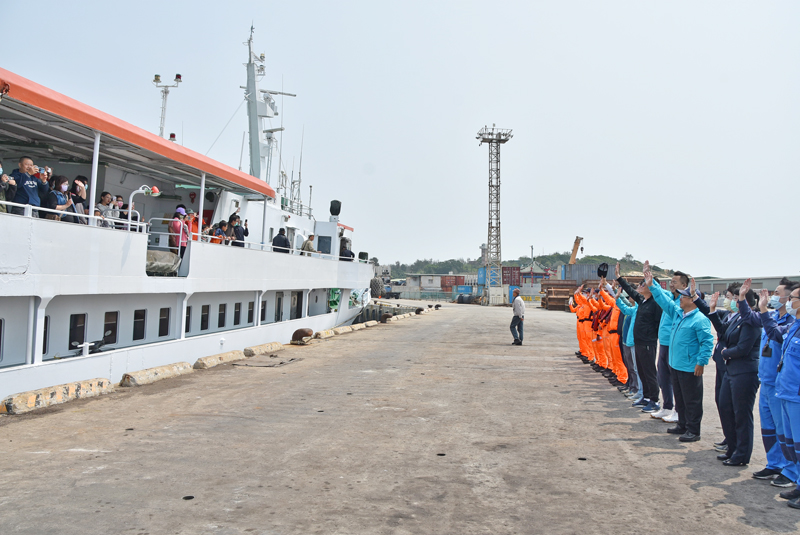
[569,236,583,265]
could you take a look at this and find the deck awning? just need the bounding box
[0,68,275,198]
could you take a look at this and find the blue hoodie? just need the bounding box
[616,296,637,347]
[657,289,680,346]
[650,282,714,373]
[762,312,800,403]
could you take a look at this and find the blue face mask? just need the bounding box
[769,295,783,310]
[730,299,739,313]
[0,167,4,175]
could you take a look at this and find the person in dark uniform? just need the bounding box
[695,282,761,466]
[271,228,291,253]
[615,262,663,414]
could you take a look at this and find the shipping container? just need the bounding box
[442,286,452,293]
[455,276,465,286]
[456,285,471,294]
[502,266,521,286]
[478,267,486,285]
[508,285,520,303]
[441,276,457,288]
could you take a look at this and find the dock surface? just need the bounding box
[1,303,797,534]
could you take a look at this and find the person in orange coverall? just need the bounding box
[599,279,628,386]
[573,286,598,364]
[570,287,593,363]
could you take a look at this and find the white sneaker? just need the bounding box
[650,408,670,419]
[662,411,679,423]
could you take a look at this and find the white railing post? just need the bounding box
[89,131,101,226]
[261,195,269,246]
[197,172,206,233]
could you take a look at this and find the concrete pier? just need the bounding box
[0,303,797,534]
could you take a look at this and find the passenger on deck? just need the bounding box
[339,241,355,261]
[9,156,49,216]
[231,216,249,248]
[0,158,17,214]
[225,215,237,242]
[301,234,316,256]
[186,209,202,241]
[169,208,189,257]
[201,222,213,243]
[120,202,140,231]
[272,228,291,253]
[96,192,116,220]
[94,208,110,228]
[69,176,88,223]
[213,221,229,245]
[45,175,77,223]
[113,195,125,229]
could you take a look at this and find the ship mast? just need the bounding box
[243,27,294,185]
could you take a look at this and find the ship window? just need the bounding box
[43,316,49,355]
[260,301,266,322]
[159,308,170,337]
[233,302,241,326]
[275,293,283,322]
[104,311,119,345]
[185,306,192,333]
[218,304,226,328]
[133,309,146,341]
[248,302,254,324]
[200,305,209,331]
[69,313,87,348]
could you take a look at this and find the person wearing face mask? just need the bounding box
[645,266,714,442]
[735,278,798,488]
[759,283,800,508]
[650,271,691,424]
[231,216,249,248]
[44,175,76,223]
[695,281,762,466]
[0,158,18,214]
[169,208,189,257]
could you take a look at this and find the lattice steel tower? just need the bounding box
[477,125,513,299]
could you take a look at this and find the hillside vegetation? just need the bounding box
[385,252,673,279]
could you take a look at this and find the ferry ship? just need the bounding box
[0,34,373,399]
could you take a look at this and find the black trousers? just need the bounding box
[634,343,659,403]
[672,368,703,435]
[719,371,760,463]
[714,361,725,408]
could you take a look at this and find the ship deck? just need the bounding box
[0,303,795,534]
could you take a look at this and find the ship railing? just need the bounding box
[0,200,146,231]
[143,216,372,266]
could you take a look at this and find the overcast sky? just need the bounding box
[3,1,798,278]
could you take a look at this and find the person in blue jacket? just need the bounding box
[644,264,714,442]
[9,156,50,216]
[617,291,642,403]
[652,271,691,423]
[737,278,798,488]
[760,283,800,509]
[695,280,762,466]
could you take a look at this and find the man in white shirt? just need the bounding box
[511,288,525,346]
